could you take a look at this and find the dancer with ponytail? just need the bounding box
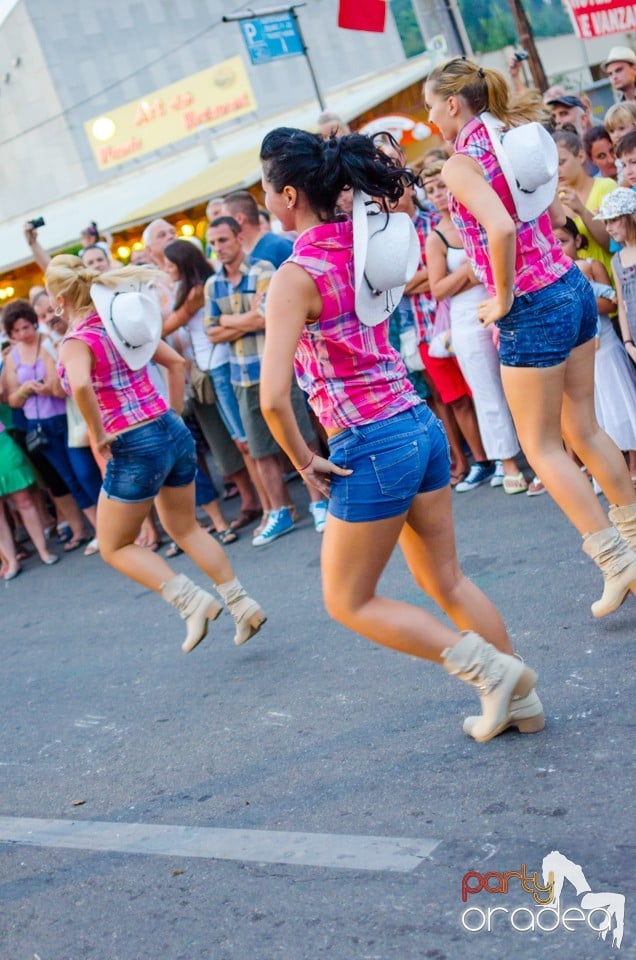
[259,127,542,743]
[424,57,636,617]
[46,255,266,653]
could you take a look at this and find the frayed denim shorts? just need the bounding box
[327,403,450,523]
[103,410,197,504]
[496,265,597,368]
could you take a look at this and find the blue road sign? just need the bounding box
[239,13,304,65]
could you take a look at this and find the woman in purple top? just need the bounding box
[424,57,636,618]
[259,126,542,743]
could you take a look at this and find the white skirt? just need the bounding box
[594,316,636,452]
[450,301,520,460]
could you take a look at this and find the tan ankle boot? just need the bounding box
[442,632,538,743]
[161,574,223,653]
[215,577,267,646]
[582,526,636,617]
[463,688,544,738]
[608,503,636,550]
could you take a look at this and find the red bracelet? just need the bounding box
[297,452,316,472]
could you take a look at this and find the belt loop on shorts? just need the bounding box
[350,424,366,441]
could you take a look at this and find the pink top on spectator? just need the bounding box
[287,220,419,430]
[449,116,571,297]
[11,348,66,419]
[58,312,167,435]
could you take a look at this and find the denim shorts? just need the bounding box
[327,404,450,522]
[103,410,197,504]
[496,265,597,368]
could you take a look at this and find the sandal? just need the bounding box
[526,476,547,497]
[64,536,88,553]
[502,472,528,495]
[165,541,184,558]
[229,507,262,531]
[213,528,238,545]
[83,537,99,557]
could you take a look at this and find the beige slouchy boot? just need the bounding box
[161,573,224,653]
[608,503,636,550]
[442,632,538,743]
[582,527,636,617]
[215,577,267,646]
[463,688,545,738]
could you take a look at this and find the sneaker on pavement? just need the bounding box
[455,462,496,492]
[309,500,328,533]
[252,507,294,547]
[490,460,505,487]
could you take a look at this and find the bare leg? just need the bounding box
[254,454,287,511]
[236,441,269,512]
[428,394,468,477]
[500,359,610,535]
[8,489,56,562]
[450,395,488,463]
[54,493,85,541]
[200,498,229,533]
[155,482,234,585]
[0,500,19,577]
[399,486,512,653]
[227,466,260,512]
[561,340,636,508]
[320,509,459,662]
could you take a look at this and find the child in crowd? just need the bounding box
[614,130,636,191]
[603,188,636,375]
[605,102,636,185]
[554,215,636,484]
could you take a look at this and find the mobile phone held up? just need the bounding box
[28,216,45,230]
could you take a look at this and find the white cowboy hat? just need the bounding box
[480,112,558,223]
[90,282,162,370]
[353,191,420,327]
[601,46,636,71]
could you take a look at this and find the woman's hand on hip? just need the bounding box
[301,455,352,499]
[477,294,513,328]
[96,432,117,460]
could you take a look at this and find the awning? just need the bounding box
[1,53,432,272]
[122,146,262,223]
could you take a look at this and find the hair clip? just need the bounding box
[478,67,485,78]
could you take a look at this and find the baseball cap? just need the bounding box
[547,95,586,110]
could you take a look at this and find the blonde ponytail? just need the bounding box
[46,256,169,318]
[426,57,549,129]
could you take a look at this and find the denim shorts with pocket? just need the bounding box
[327,403,450,522]
[103,410,197,504]
[496,265,597,368]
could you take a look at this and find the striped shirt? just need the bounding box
[204,258,273,387]
[58,313,167,435]
[449,116,571,296]
[287,220,419,430]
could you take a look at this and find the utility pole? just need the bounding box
[507,0,548,92]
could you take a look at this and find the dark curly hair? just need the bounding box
[259,127,409,220]
[3,298,38,338]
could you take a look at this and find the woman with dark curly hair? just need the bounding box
[257,126,541,742]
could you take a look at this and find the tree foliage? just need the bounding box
[457,0,573,53]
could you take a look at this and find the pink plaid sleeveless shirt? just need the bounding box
[287,221,419,430]
[58,312,167,435]
[449,116,571,296]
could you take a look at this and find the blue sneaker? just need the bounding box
[455,462,496,492]
[252,507,294,546]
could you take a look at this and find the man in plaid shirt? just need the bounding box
[205,216,316,546]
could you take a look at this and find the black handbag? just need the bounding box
[25,422,48,455]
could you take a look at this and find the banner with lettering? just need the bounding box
[84,57,257,171]
[564,0,636,39]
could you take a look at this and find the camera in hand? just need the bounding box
[28,216,45,230]
[514,50,529,62]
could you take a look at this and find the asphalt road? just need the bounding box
[1,475,634,960]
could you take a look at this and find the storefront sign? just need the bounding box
[565,0,636,39]
[85,57,257,171]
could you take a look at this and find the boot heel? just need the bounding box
[514,712,545,734]
[207,601,224,622]
[235,610,267,646]
[512,666,538,701]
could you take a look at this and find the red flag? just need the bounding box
[338,0,387,32]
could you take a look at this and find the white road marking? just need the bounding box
[0,816,439,873]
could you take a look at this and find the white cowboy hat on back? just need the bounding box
[480,112,558,223]
[353,191,420,327]
[91,281,162,370]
